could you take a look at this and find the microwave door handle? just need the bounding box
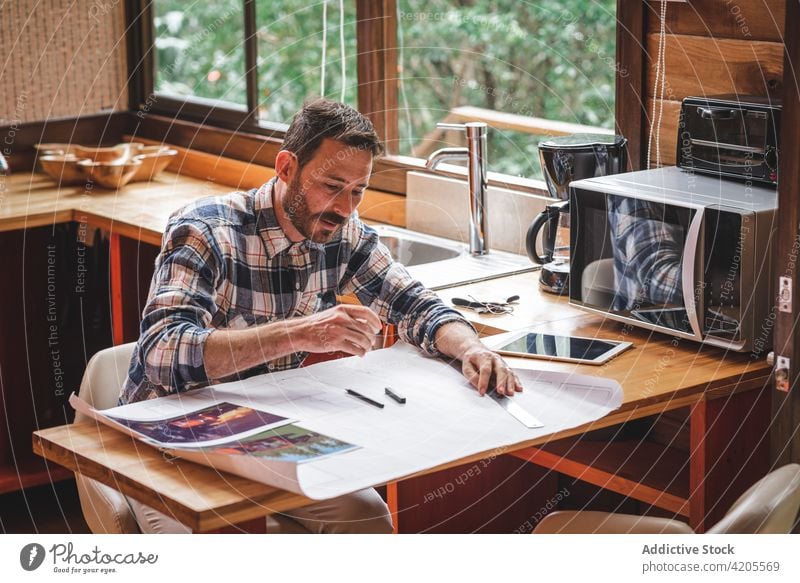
[681,208,704,340]
[697,107,736,120]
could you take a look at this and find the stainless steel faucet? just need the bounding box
[425,122,489,255]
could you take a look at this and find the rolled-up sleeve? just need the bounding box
[137,219,222,394]
[339,222,474,357]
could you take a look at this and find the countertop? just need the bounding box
[0,170,232,246]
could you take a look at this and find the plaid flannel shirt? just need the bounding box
[120,178,471,404]
[609,196,684,311]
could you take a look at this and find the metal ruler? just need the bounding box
[489,392,544,428]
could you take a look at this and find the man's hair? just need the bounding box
[281,98,384,168]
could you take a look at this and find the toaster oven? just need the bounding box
[677,94,780,185]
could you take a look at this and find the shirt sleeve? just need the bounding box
[609,197,683,310]
[136,218,222,394]
[338,220,475,357]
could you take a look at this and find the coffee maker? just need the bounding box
[526,133,628,294]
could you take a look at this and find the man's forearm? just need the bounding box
[203,304,382,380]
[434,320,483,361]
[203,320,298,380]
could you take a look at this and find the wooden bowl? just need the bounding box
[78,158,142,189]
[34,143,79,157]
[131,148,178,181]
[132,144,166,156]
[74,144,130,163]
[39,154,89,185]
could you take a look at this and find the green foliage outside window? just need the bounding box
[153,0,248,105]
[153,0,616,179]
[255,1,358,122]
[397,0,617,178]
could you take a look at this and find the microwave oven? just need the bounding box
[569,166,777,353]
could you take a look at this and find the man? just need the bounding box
[121,99,523,534]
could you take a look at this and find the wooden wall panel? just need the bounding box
[647,0,785,42]
[646,34,784,101]
[644,98,681,166]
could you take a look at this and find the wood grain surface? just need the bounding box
[32,268,771,532]
[32,422,316,532]
[0,164,405,248]
[647,0,785,43]
[646,34,784,102]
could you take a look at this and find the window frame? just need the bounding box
[128,1,388,134]
[126,0,630,196]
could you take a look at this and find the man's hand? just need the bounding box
[461,345,523,397]
[434,321,523,397]
[294,304,382,357]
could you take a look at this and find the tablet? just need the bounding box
[494,331,632,365]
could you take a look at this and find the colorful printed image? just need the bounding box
[207,424,358,463]
[107,402,289,445]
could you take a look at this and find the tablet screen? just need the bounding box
[495,333,626,363]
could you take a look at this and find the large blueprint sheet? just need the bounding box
[77,343,622,500]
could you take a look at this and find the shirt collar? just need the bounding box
[254,177,325,258]
[254,177,294,258]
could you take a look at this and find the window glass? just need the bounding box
[256,1,358,125]
[396,1,617,179]
[153,0,247,107]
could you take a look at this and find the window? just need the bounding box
[153,0,248,109]
[396,0,617,179]
[150,0,358,128]
[255,1,357,125]
[136,1,617,184]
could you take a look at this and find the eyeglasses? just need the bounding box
[451,294,519,315]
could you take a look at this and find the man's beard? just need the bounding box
[282,174,347,243]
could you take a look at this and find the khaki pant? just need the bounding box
[129,488,394,534]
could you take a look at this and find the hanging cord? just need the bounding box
[654,0,668,168]
[397,10,412,152]
[646,0,668,169]
[320,0,328,96]
[339,0,346,102]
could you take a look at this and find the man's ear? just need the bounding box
[274,150,298,184]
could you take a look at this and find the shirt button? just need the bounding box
[295,282,301,290]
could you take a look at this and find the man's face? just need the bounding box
[282,138,373,243]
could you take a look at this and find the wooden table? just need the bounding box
[33,275,771,532]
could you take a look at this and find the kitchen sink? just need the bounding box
[379,233,463,266]
[371,225,537,289]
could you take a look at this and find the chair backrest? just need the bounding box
[581,258,616,309]
[73,342,140,534]
[74,343,136,423]
[708,464,800,534]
